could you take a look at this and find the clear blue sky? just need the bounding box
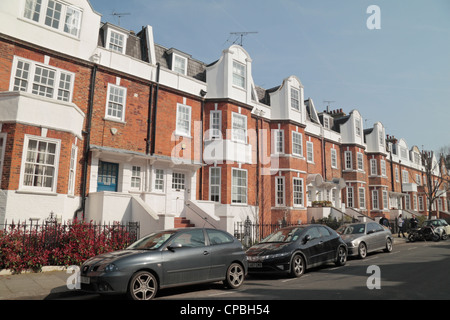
[89,0,450,153]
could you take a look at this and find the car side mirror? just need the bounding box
[367,230,375,235]
[168,242,183,251]
[303,235,311,244]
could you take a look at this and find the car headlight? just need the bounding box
[259,252,290,261]
[104,263,119,273]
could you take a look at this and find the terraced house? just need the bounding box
[0,0,448,235]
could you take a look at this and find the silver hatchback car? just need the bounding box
[80,227,248,300]
[337,222,393,259]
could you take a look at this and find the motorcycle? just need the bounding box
[408,224,440,242]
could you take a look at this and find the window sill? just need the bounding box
[16,189,58,196]
[103,117,127,125]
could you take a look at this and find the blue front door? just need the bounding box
[97,161,119,192]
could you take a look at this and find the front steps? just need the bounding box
[174,217,195,228]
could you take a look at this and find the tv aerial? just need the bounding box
[111,11,130,26]
[229,31,258,46]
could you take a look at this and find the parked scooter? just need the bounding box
[408,224,440,242]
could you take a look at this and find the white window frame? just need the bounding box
[131,165,142,191]
[370,159,377,176]
[395,167,399,182]
[381,160,386,176]
[231,168,247,204]
[292,132,303,157]
[10,56,75,102]
[232,112,247,144]
[418,195,424,211]
[154,168,164,192]
[405,194,411,210]
[172,172,185,190]
[355,119,361,136]
[331,148,337,168]
[290,87,300,111]
[306,141,314,163]
[402,170,409,183]
[209,110,222,139]
[372,190,379,210]
[359,187,366,209]
[176,103,192,137]
[383,190,388,209]
[22,0,83,38]
[107,29,127,54]
[232,61,246,89]
[68,144,77,195]
[345,151,352,170]
[105,84,127,122]
[275,176,285,207]
[293,177,304,207]
[209,167,221,203]
[172,54,187,75]
[273,129,284,154]
[347,187,354,208]
[357,152,364,171]
[19,134,60,193]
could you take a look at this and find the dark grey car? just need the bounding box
[337,222,393,259]
[80,228,248,300]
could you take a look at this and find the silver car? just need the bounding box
[80,227,248,300]
[337,222,393,259]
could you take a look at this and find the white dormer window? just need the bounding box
[173,54,187,75]
[23,0,82,38]
[290,88,300,111]
[379,131,384,146]
[108,30,126,54]
[232,61,246,89]
[355,119,361,136]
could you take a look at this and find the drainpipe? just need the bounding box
[74,64,97,220]
[199,96,205,199]
[146,84,153,155]
[150,63,160,155]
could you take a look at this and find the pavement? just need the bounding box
[0,235,409,300]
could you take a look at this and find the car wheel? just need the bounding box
[335,246,347,266]
[442,231,448,241]
[384,238,393,252]
[290,253,305,278]
[223,263,245,289]
[408,233,416,242]
[358,242,367,259]
[128,271,158,300]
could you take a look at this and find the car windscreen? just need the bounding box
[127,230,176,250]
[260,227,303,243]
[337,224,366,235]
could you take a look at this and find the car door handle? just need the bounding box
[203,251,210,255]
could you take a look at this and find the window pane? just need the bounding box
[45,0,62,29]
[64,7,81,36]
[232,61,245,88]
[32,66,55,98]
[109,31,125,53]
[232,169,247,203]
[23,138,58,190]
[24,0,42,22]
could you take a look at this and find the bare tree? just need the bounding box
[421,150,450,219]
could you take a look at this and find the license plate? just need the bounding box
[80,276,90,284]
[249,263,262,268]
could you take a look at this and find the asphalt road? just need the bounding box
[46,238,450,301]
[152,239,450,300]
